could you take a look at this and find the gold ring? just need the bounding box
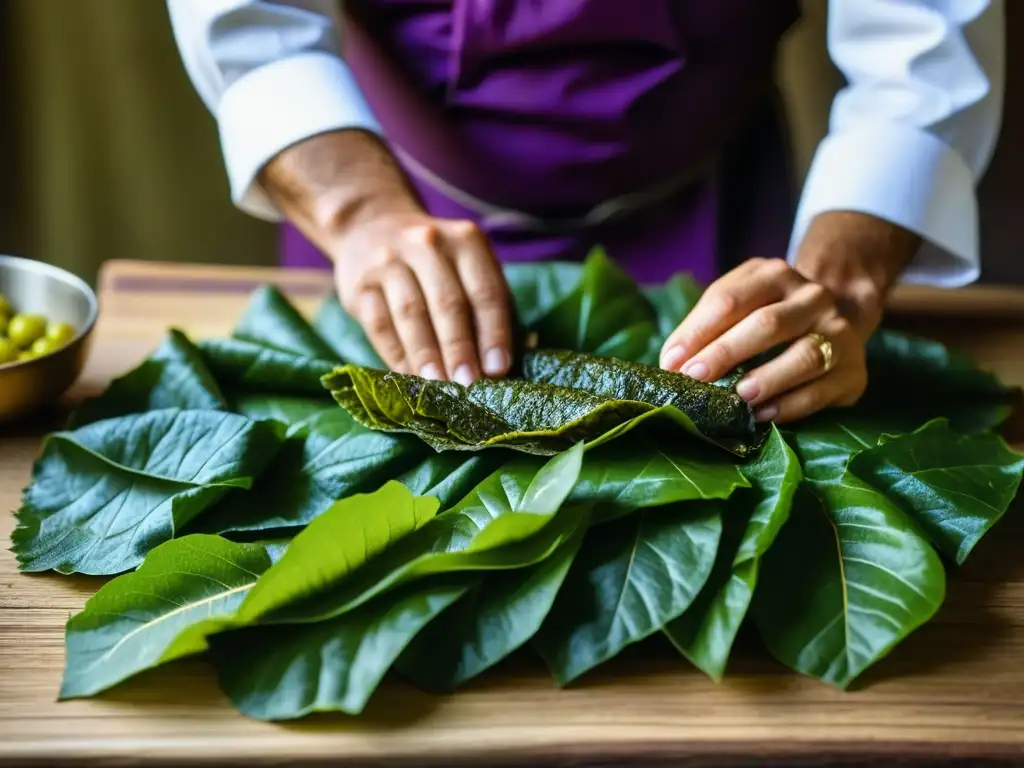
[808,332,834,373]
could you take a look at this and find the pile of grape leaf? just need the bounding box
[12,250,1023,721]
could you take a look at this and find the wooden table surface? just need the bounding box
[3,260,1024,767]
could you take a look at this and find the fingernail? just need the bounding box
[756,403,779,422]
[483,347,507,377]
[683,361,709,381]
[453,364,475,387]
[736,378,760,402]
[660,345,687,370]
[419,362,444,381]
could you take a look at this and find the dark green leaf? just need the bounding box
[533,503,722,684]
[313,293,385,368]
[325,349,762,457]
[570,440,749,523]
[59,535,271,699]
[859,329,1018,433]
[850,419,1024,564]
[69,330,227,427]
[532,248,658,357]
[190,409,424,535]
[395,451,505,511]
[524,349,758,446]
[397,525,586,692]
[505,261,583,327]
[257,445,586,625]
[232,284,338,360]
[753,474,946,689]
[644,273,703,340]
[787,416,881,482]
[663,427,800,680]
[232,394,334,426]
[211,578,469,720]
[199,338,337,397]
[13,410,283,575]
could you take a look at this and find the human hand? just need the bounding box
[333,212,513,384]
[258,129,514,385]
[658,257,870,424]
[658,211,922,424]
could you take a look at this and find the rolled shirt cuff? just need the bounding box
[788,124,981,288]
[217,51,381,221]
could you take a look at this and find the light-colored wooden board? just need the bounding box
[2,259,1024,766]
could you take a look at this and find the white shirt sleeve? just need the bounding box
[166,0,381,220]
[788,0,1005,287]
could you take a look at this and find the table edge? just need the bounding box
[96,259,1024,319]
[3,738,1023,767]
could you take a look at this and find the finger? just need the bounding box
[755,370,861,424]
[403,225,480,386]
[680,282,834,384]
[380,260,446,380]
[354,285,407,372]
[660,258,799,374]
[448,220,512,377]
[734,330,838,406]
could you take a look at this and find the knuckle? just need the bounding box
[798,340,824,371]
[470,282,507,308]
[393,295,428,322]
[449,219,482,239]
[365,311,393,337]
[799,387,824,413]
[754,307,784,338]
[803,282,831,306]
[761,257,791,279]
[434,291,470,317]
[706,340,734,370]
[830,316,857,341]
[709,290,739,318]
[405,223,440,247]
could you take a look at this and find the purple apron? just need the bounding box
[283,0,799,286]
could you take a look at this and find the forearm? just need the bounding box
[259,130,423,254]
[167,0,382,220]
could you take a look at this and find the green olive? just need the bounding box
[7,313,47,348]
[30,337,58,357]
[0,314,7,336]
[0,337,17,364]
[0,293,12,318]
[17,350,36,362]
[45,321,76,348]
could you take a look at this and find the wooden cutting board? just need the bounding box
[2,259,1024,767]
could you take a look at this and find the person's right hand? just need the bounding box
[333,211,513,385]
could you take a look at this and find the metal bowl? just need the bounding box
[0,255,98,423]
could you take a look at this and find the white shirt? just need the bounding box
[167,0,1004,287]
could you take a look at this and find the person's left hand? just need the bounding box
[658,257,870,424]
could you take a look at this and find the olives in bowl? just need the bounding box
[0,255,98,421]
[0,307,77,362]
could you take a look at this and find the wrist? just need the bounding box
[259,129,423,254]
[794,211,921,336]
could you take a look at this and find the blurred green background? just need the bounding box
[0,0,277,283]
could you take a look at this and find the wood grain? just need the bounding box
[3,259,1024,767]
